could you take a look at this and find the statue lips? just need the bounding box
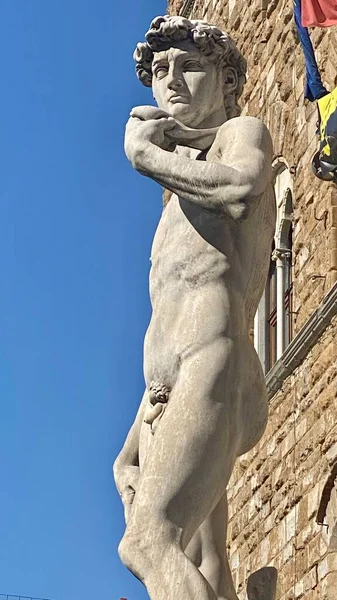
[168,94,189,104]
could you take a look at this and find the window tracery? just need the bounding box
[254,161,294,372]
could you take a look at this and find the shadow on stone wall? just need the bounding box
[247,566,278,600]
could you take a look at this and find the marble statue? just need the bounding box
[114,15,276,600]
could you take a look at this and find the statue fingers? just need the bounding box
[124,502,134,525]
[130,105,171,121]
[123,485,136,504]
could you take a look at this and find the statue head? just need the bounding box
[133,16,247,128]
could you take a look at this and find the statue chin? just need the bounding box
[165,103,199,128]
[164,102,226,130]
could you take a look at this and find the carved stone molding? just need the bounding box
[271,248,291,261]
[266,282,337,400]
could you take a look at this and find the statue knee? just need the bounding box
[119,518,178,579]
[118,526,154,579]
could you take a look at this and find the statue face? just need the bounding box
[152,40,225,127]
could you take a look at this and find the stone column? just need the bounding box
[272,248,291,360]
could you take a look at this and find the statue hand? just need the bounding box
[130,105,172,122]
[114,464,140,522]
[128,105,219,151]
[125,108,177,167]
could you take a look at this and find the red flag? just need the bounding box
[301,0,337,27]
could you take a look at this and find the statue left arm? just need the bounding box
[125,114,273,221]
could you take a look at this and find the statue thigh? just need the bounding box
[130,339,240,548]
[185,494,238,600]
[185,493,228,566]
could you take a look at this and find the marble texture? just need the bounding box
[114,16,275,600]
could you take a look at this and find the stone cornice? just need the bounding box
[266,282,337,400]
[180,0,196,17]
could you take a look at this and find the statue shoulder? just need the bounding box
[214,117,273,157]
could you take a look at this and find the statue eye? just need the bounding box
[183,61,202,71]
[154,66,168,79]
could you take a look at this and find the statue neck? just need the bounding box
[195,107,228,129]
[172,107,228,153]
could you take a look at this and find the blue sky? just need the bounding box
[0,1,167,598]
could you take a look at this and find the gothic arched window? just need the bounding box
[254,162,294,373]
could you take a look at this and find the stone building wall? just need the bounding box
[169,0,337,330]
[165,1,337,598]
[227,316,337,599]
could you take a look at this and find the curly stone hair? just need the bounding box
[133,15,247,120]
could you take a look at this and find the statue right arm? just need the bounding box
[125,114,273,221]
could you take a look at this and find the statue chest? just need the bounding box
[150,196,230,295]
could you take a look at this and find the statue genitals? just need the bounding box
[113,15,276,600]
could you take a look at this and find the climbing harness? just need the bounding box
[312,87,337,182]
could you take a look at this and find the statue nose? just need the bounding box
[167,72,184,91]
[168,79,184,94]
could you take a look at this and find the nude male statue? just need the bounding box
[114,16,276,600]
